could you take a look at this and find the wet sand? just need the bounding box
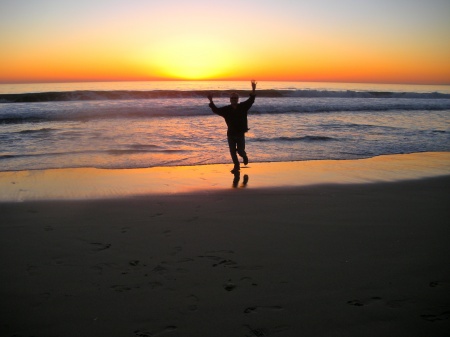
[1,152,450,201]
[1,152,450,336]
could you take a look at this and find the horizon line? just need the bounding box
[1,79,450,86]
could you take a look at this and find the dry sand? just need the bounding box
[1,152,450,337]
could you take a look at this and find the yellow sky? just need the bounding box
[1,0,449,84]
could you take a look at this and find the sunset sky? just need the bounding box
[1,0,449,84]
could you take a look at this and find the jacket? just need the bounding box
[209,94,256,136]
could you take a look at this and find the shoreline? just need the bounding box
[1,151,450,202]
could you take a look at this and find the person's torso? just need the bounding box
[223,105,248,135]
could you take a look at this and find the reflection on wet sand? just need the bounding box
[232,173,249,188]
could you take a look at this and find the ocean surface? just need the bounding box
[1,81,450,172]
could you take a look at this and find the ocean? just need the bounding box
[1,81,449,172]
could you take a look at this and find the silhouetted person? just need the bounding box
[208,80,257,173]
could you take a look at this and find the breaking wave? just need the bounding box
[1,89,449,103]
[253,136,337,142]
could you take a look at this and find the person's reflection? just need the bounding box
[232,172,249,188]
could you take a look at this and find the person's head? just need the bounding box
[230,92,239,107]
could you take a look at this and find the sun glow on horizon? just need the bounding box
[148,36,236,80]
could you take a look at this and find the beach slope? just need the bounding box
[1,153,449,336]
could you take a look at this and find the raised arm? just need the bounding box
[239,81,257,110]
[251,80,257,96]
[207,93,223,115]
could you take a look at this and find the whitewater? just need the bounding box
[1,81,449,171]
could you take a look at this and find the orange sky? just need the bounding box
[1,0,449,84]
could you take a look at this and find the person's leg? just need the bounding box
[227,136,240,169]
[236,134,248,165]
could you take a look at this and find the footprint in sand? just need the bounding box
[26,264,39,276]
[91,262,118,274]
[385,298,411,309]
[186,294,199,312]
[347,296,416,310]
[169,246,182,256]
[153,264,169,273]
[421,311,450,322]
[234,265,264,271]
[241,276,258,287]
[197,253,228,262]
[246,326,265,337]
[213,259,238,267]
[347,296,382,307]
[244,324,290,336]
[134,326,177,337]
[199,253,261,270]
[90,242,111,251]
[223,280,237,292]
[148,281,163,289]
[244,306,283,314]
[129,260,142,267]
[429,280,450,288]
[30,292,51,308]
[206,249,235,254]
[347,300,364,307]
[111,284,140,292]
[152,263,177,281]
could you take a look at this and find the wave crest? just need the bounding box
[1,89,449,103]
[253,136,337,142]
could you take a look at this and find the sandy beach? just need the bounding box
[1,152,450,337]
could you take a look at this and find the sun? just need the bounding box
[151,36,234,80]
